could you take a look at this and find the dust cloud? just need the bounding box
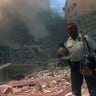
[0,0,66,47]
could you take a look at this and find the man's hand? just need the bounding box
[56,47,65,58]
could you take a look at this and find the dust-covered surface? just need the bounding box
[0,66,89,96]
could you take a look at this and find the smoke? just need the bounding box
[0,0,51,46]
[8,0,51,40]
[0,0,66,47]
[0,7,34,47]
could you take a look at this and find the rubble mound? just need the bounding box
[0,66,89,96]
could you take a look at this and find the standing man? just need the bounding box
[57,23,96,96]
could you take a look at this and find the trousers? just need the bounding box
[69,61,96,96]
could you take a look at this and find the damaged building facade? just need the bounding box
[64,0,96,40]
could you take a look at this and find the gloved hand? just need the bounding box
[56,42,69,58]
[57,47,68,58]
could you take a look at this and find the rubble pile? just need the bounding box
[0,66,89,96]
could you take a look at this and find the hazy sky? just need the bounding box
[50,0,66,17]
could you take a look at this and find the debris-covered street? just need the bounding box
[0,66,89,96]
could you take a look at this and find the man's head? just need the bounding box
[67,23,78,40]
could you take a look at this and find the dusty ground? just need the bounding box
[0,66,89,96]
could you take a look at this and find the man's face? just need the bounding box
[67,24,78,39]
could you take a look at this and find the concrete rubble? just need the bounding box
[0,66,89,96]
